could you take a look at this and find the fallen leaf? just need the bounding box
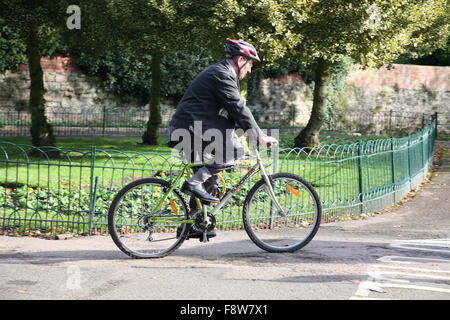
[16,290,29,294]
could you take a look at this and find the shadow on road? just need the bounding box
[0,238,400,266]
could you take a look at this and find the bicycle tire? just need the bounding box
[243,172,322,253]
[108,178,190,258]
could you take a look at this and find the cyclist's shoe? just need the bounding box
[181,181,220,203]
[176,225,216,240]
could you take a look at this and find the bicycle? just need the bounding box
[108,144,322,258]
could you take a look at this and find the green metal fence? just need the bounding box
[0,107,155,138]
[1,108,447,138]
[0,116,436,236]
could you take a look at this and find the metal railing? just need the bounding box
[0,107,447,138]
[0,116,437,235]
[0,106,172,138]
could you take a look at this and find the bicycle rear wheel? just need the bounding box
[243,173,321,253]
[108,178,191,258]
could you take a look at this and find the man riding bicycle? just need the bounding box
[168,39,278,239]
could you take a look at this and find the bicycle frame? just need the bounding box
[208,146,285,217]
[151,146,285,226]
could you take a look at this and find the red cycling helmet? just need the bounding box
[225,38,261,62]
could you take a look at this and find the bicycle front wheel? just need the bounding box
[243,173,322,253]
[108,178,191,258]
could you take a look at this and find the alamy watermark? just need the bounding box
[364,3,382,30]
[66,265,81,290]
[66,5,81,30]
[169,122,279,166]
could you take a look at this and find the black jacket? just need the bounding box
[169,60,263,142]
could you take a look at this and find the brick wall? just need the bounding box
[346,64,450,91]
[16,53,81,73]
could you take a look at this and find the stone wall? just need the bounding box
[0,55,448,135]
[0,54,175,123]
[345,64,449,135]
[0,55,118,112]
[249,74,313,127]
[249,64,449,135]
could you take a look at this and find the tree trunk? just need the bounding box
[142,51,162,145]
[25,23,56,151]
[240,77,248,101]
[294,58,332,148]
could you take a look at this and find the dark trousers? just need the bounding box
[168,125,244,211]
[189,167,220,212]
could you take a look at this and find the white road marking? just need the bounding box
[351,238,450,299]
[390,242,450,254]
[377,255,450,264]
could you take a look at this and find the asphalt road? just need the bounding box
[1,142,449,302]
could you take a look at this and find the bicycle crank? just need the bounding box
[195,212,216,233]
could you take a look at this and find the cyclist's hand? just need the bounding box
[259,135,278,148]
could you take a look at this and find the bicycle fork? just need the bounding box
[254,147,286,217]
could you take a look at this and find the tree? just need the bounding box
[104,0,189,145]
[77,0,201,145]
[60,0,214,145]
[0,1,64,150]
[110,0,285,144]
[69,0,289,145]
[189,0,292,101]
[0,21,27,73]
[397,38,450,66]
[274,0,449,147]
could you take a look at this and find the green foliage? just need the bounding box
[0,21,71,74]
[76,48,216,104]
[78,51,152,104]
[396,38,450,66]
[273,0,449,147]
[161,49,216,100]
[37,25,70,58]
[0,22,26,73]
[248,57,352,121]
[278,0,449,68]
[0,184,112,220]
[0,0,68,149]
[326,56,353,127]
[0,23,217,104]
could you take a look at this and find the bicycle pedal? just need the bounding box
[182,228,216,241]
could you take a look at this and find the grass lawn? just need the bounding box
[0,133,410,234]
[0,136,171,153]
[0,134,389,187]
[0,136,175,187]
[0,134,398,194]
